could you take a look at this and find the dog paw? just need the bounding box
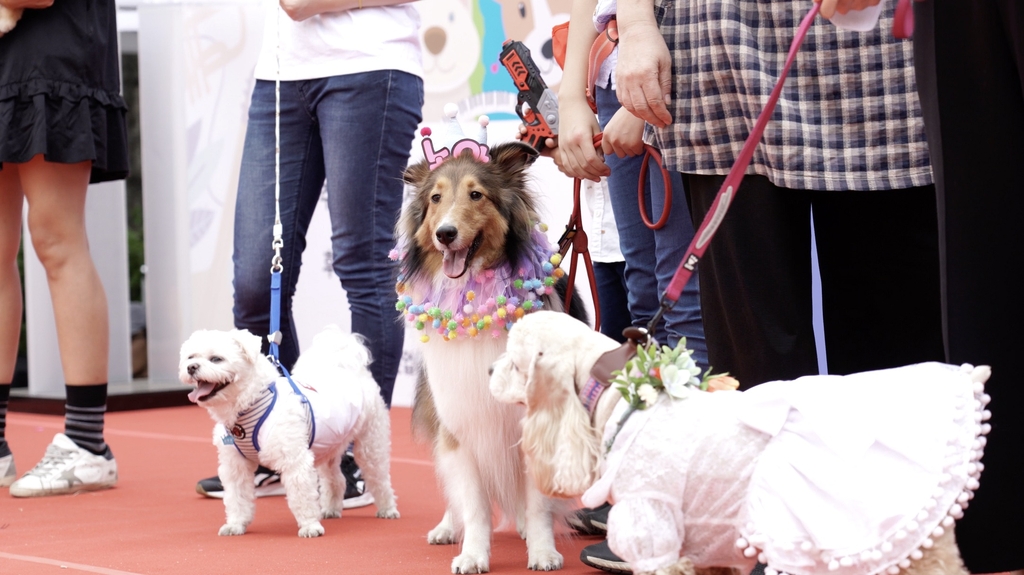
[451,551,489,574]
[218,523,247,536]
[298,522,325,538]
[321,509,341,519]
[428,524,458,545]
[376,507,400,519]
[528,549,563,571]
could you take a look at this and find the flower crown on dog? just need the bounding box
[604,340,740,453]
[420,103,491,170]
[612,341,739,410]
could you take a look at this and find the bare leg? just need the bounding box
[0,163,25,383]
[17,155,108,385]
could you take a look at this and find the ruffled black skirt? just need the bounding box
[0,0,129,184]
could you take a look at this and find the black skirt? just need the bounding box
[0,0,129,184]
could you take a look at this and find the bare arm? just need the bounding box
[554,0,610,182]
[614,0,673,128]
[280,0,417,22]
[0,0,53,8]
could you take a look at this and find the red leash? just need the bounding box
[644,4,821,335]
[558,134,605,332]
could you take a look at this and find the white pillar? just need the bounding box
[136,1,264,383]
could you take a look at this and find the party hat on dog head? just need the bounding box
[420,103,490,170]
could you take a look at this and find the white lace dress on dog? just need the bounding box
[581,362,988,575]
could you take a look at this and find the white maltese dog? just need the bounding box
[179,325,399,538]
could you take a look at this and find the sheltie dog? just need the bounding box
[396,140,586,572]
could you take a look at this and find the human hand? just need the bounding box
[615,20,673,129]
[553,99,608,182]
[816,0,881,19]
[515,124,557,158]
[0,0,53,8]
[601,108,645,158]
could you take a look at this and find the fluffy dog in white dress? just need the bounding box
[179,325,399,538]
[491,311,989,575]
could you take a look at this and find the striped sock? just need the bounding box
[64,384,109,456]
[0,384,9,456]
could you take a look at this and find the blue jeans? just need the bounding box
[593,260,632,343]
[232,71,423,406]
[595,85,707,367]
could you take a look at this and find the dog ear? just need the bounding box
[521,350,601,498]
[229,329,264,365]
[491,141,539,173]
[488,352,528,405]
[403,159,432,187]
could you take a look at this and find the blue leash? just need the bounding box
[261,29,313,451]
[266,257,315,449]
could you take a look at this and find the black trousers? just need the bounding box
[914,2,1024,571]
[684,174,944,389]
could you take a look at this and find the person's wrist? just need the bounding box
[617,18,658,43]
[559,93,591,108]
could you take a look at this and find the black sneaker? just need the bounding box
[341,451,374,509]
[195,455,375,508]
[195,465,285,499]
[568,502,611,536]
[580,540,631,574]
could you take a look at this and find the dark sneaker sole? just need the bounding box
[196,483,287,499]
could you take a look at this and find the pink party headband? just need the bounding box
[420,103,490,170]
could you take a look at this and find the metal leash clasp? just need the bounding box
[270,223,284,273]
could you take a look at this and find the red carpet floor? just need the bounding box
[0,407,605,575]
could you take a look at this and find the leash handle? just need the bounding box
[637,145,672,230]
[648,4,820,333]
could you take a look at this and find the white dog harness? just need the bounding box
[228,378,312,461]
[223,374,362,462]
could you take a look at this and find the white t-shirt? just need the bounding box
[254,1,422,81]
[583,178,624,263]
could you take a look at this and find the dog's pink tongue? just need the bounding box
[188,382,217,403]
[442,248,469,278]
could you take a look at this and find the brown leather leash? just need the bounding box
[557,136,603,332]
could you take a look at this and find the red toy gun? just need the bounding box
[500,39,559,153]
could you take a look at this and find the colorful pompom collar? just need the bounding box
[392,227,564,342]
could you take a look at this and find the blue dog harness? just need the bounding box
[226,366,316,462]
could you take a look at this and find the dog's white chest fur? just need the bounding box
[422,335,524,436]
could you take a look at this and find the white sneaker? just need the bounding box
[0,450,15,488]
[9,433,117,497]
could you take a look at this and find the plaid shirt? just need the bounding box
[648,0,932,191]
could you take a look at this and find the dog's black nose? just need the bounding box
[436,225,458,246]
[187,363,200,376]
